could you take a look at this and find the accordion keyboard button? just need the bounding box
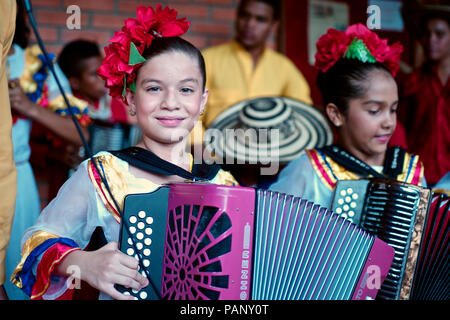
[140,291,147,299]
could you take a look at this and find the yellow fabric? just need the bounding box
[0,0,17,285]
[88,152,239,223]
[202,40,312,128]
[306,150,360,191]
[20,45,45,95]
[306,149,425,191]
[10,231,60,288]
[19,44,90,125]
[88,154,161,223]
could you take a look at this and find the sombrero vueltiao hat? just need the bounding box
[205,96,333,164]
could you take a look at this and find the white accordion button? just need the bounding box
[138,210,146,218]
[139,291,147,299]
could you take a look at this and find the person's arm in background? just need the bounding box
[0,0,17,300]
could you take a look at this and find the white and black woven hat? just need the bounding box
[205,96,333,164]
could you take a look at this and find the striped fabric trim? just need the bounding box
[87,158,121,223]
[306,149,338,190]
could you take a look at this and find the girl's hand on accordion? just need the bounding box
[56,241,149,300]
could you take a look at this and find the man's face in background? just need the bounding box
[235,0,277,51]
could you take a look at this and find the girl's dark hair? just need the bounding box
[141,37,206,90]
[316,59,393,115]
[13,0,31,49]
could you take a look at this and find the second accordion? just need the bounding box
[116,183,394,300]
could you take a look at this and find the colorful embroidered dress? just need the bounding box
[11,151,237,300]
[4,44,89,300]
[270,147,425,210]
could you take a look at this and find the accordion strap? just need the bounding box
[110,146,221,181]
[319,145,405,180]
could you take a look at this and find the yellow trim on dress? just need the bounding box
[10,231,60,288]
[88,153,161,223]
[88,153,239,222]
[20,45,45,96]
[307,149,424,188]
[306,150,359,190]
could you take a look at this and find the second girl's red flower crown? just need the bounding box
[314,23,403,76]
[97,4,190,100]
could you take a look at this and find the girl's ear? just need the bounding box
[325,103,344,127]
[125,91,137,116]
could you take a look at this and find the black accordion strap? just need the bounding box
[383,145,406,178]
[318,145,405,180]
[110,146,221,181]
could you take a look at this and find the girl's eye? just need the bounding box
[180,87,194,94]
[146,86,160,92]
[390,107,398,114]
[368,109,379,115]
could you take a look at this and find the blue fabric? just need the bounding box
[14,237,79,297]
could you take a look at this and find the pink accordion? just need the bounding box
[117,183,394,300]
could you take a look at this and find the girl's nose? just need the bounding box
[382,112,396,129]
[161,90,178,110]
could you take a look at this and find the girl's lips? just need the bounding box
[374,135,390,143]
[156,117,185,127]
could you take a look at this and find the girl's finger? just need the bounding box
[113,273,145,291]
[106,284,137,301]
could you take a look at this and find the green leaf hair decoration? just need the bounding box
[122,42,147,97]
[129,42,147,65]
[343,37,376,63]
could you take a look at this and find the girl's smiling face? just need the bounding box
[127,50,208,148]
[329,69,398,166]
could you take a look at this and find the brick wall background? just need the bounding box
[28,0,278,55]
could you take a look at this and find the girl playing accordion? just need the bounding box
[11,5,237,300]
[271,24,426,208]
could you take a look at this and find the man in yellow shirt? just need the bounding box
[201,0,312,129]
[0,0,17,300]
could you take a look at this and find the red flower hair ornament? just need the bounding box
[314,23,403,76]
[97,4,190,100]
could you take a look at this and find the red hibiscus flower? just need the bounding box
[97,4,190,101]
[314,23,403,76]
[314,28,350,73]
